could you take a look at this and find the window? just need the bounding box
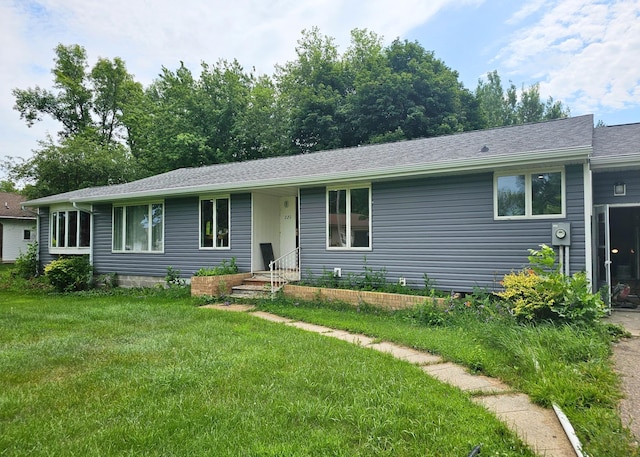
[495,170,564,218]
[200,196,230,248]
[112,203,164,252]
[327,186,371,249]
[23,230,31,240]
[50,210,91,251]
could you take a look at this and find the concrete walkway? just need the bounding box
[204,304,577,456]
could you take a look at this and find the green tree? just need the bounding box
[11,44,141,196]
[8,133,132,200]
[277,28,483,152]
[476,70,570,127]
[0,180,18,193]
[137,60,277,174]
[276,27,347,154]
[13,44,93,137]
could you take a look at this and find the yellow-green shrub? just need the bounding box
[44,256,93,292]
[498,245,605,324]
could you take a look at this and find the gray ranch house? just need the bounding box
[23,114,640,299]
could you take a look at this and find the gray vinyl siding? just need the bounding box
[37,208,56,268]
[593,170,640,205]
[92,194,251,279]
[299,165,586,292]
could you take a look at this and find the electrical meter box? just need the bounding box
[551,222,571,246]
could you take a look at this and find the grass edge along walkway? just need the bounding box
[207,304,578,457]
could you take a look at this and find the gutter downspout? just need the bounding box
[583,161,594,291]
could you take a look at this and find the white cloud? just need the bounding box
[496,0,640,115]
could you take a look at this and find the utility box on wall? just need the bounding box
[551,222,571,246]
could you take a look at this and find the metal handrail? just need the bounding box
[269,247,300,298]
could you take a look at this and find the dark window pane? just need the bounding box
[350,188,370,248]
[58,212,66,247]
[68,211,78,247]
[151,204,163,251]
[201,200,214,248]
[328,190,346,247]
[497,175,525,216]
[113,207,123,250]
[532,172,562,215]
[216,198,229,247]
[80,212,91,247]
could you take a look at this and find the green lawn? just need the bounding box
[0,290,535,457]
[257,298,639,457]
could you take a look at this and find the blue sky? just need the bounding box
[1,0,639,179]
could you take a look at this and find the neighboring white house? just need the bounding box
[0,192,37,263]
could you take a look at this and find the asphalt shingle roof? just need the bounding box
[593,121,640,158]
[0,192,36,219]
[25,114,595,206]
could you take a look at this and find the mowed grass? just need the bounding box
[0,290,535,457]
[257,299,638,457]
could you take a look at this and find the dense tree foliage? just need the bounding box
[9,32,571,197]
[475,70,570,128]
[276,28,484,154]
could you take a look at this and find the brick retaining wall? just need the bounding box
[283,284,446,311]
[191,273,252,296]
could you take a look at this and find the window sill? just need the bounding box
[49,247,91,255]
[495,214,565,221]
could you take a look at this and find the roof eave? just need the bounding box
[590,154,640,170]
[36,146,593,205]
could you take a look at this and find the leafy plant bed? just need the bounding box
[191,273,251,297]
[283,284,447,310]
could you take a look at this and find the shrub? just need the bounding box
[44,256,93,292]
[194,257,238,276]
[497,245,605,324]
[165,266,185,287]
[14,242,39,279]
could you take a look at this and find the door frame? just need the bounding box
[593,204,611,307]
[593,203,640,309]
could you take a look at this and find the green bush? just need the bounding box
[497,245,605,324]
[194,257,238,276]
[44,256,93,292]
[14,242,39,280]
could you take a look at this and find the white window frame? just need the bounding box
[326,184,372,250]
[494,168,566,220]
[112,201,164,253]
[199,195,231,250]
[49,205,92,255]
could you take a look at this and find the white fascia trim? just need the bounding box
[67,146,591,204]
[0,216,37,220]
[590,153,640,170]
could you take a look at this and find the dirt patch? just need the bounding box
[613,337,640,446]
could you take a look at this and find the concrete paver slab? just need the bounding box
[323,330,376,346]
[251,311,293,323]
[286,321,334,334]
[473,394,575,457]
[201,304,256,312]
[421,363,510,393]
[367,342,443,365]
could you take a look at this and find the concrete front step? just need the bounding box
[231,283,271,298]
